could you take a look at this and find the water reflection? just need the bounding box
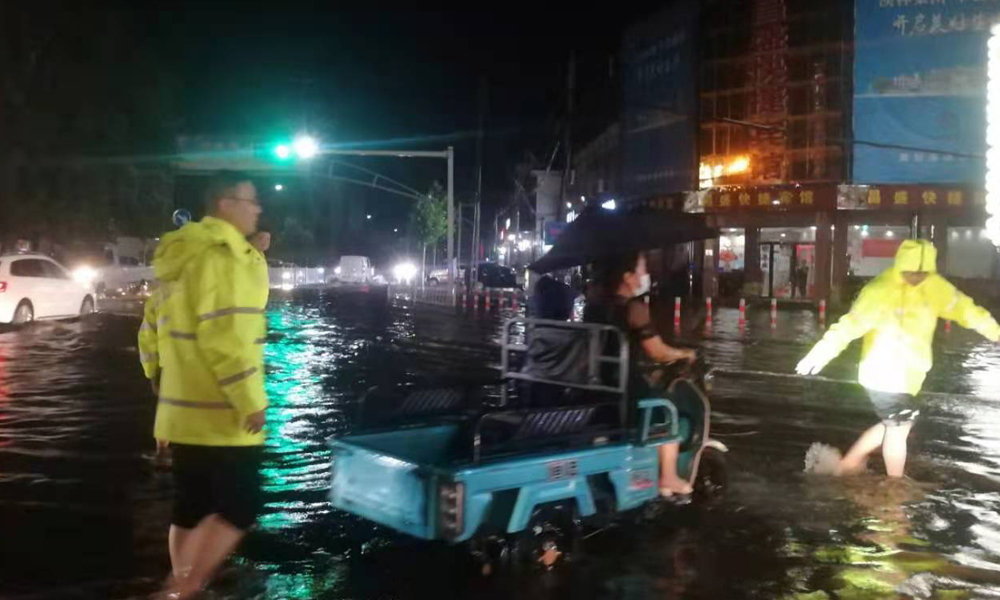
[4,302,1000,598]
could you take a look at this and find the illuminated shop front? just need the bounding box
[636,183,990,305]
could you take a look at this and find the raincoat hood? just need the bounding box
[894,239,937,274]
[154,216,253,282]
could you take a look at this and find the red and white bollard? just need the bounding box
[705,297,713,325]
[770,298,778,328]
[819,299,827,325]
[460,288,467,309]
[738,297,746,326]
[485,291,492,311]
[674,297,682,327]
[944,320,952,333]
[474,291,481,311]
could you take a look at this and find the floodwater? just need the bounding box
[3,292,1000,599]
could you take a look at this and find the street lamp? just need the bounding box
[367,214,372,220]
[274,183,284,191]
[292,135,319,159]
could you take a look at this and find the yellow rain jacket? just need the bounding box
[139,216,269,446]
[803,239,1000,395]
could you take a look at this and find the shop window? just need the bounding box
[946,228,998,279]
[847,225,910,277]
[719,230,745,272]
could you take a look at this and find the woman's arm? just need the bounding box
[628,299,696,364]
[641,335,696,364]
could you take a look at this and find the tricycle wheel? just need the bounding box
[694,446,728,500]
[506,503,581,577]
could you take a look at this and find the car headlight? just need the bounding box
[72,266,97,285]
[393,262,417,282]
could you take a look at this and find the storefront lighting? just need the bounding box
[567,210,576,223]
[566,202,572,209]
[886,231,895,238]
[854,225,860,230]
[780,233,786,238]
[517,239,532,252]
[810,226,817,231]
[507,234,516,242]
[727,156,750,174]
[861,230,870,238]
[602,199,616,210]
[986,24,1000,245]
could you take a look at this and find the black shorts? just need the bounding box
[171,444,264,530]
[867,390,921,427]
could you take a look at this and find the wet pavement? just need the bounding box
[3,291,1000,599]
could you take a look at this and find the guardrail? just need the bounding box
[399,285,526,312]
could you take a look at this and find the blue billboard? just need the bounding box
[622,0,698,198]
[853,0,997,184]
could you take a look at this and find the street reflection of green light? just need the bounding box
[260,307,335,532]
[255,559,346,599]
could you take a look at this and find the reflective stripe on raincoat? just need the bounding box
[148,216,269,446]
[802,239,1000,395]
[138,287,165,380]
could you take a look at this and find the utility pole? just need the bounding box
[561,52,576,214]
[447,146,455,280]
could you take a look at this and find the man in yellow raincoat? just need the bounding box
[796,239,1000,477]
[138,171,269,599]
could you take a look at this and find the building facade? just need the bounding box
[599,0,1000,306]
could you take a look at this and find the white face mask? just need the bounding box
[633,273,651,297]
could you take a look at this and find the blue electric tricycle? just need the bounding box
[329,317,728,572]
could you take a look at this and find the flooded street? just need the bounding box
[4,293,1000,599]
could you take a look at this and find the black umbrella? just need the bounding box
[530,209,718,274]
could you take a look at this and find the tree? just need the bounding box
[410,182,449,285]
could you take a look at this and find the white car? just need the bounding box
[0,254,96,324]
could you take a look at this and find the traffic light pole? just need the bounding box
[319,146,456,281]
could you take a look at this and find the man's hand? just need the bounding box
[245,409,267,434]
[796,352,827,376]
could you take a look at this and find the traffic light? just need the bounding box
[274,144,291,160]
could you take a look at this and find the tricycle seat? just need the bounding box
[474,403,623,461]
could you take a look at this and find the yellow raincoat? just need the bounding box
[138,216,269,446]
[802,239,1000,395]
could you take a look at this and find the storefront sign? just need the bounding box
[853,0,993,184]
[837,184,981,210]
[690,186,835,212]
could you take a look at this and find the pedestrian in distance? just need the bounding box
[139,171,270,599]
[797,239,1000,478]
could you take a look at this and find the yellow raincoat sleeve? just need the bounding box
[938,280,1000,341]
[803,283,884,367]
[188,252,268,418]
[137,290,161,380]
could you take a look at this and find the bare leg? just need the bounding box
[882,422,913,478]
[166,514,246,599]
[659,442,693,496]
[839,423,886,475]
[168,525,193,581]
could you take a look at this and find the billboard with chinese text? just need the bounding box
[622,0,698,199]
[853,0,996,183]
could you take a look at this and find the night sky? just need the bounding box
[164,6,661,194]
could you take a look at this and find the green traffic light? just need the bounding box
[274,144,291,160]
